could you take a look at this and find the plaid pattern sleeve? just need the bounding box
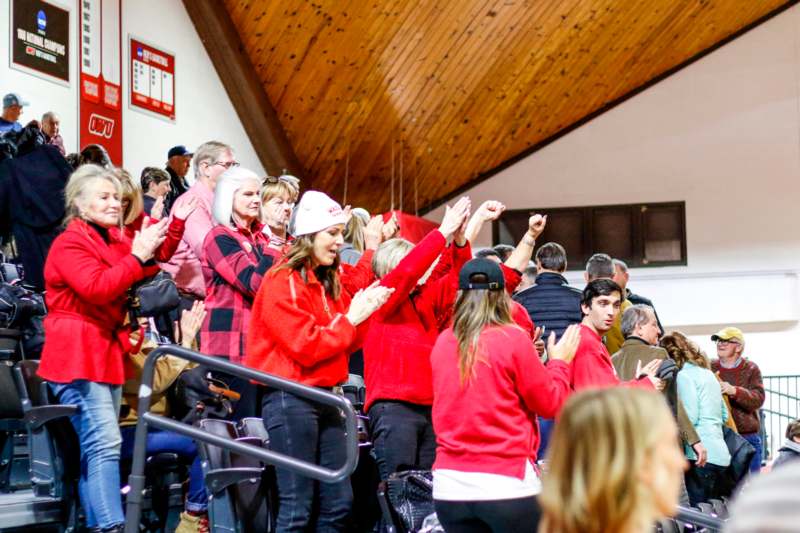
[201,226,274,363]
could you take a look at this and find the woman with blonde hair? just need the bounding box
[38,164,169,532]
[430,257,581,532]
[660,331,731,506]
[112,167,196,261]
[539,388,687,533]
[261,173,300,254]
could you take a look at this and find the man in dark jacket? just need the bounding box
[512,241,581,459]
[613,258,664,333]
[513,242,582,341]
[163,145,193,213]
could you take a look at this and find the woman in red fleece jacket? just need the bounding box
[364,197,471,480]
[245,191,392,532]
[430,258,580,532]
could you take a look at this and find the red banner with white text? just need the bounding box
[79,0,123,165]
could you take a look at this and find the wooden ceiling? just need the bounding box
[222,0,792,213]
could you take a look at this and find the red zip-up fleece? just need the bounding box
[245,251,375,387]
[38,219,150,385]
[363,230,472,411]
[571,324,654,391]
[431,325,571,478]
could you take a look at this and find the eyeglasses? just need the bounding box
[716,339,740,346]
[212,160,240,169]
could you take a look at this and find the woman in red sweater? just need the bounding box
[246,190,393,532]
[430,258,580,532]
[364,197,471,480]
[38,164,168,532]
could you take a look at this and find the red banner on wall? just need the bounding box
[129,37,175,121]
[79,0,123,165]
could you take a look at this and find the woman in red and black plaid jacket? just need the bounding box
[201,166,274,419]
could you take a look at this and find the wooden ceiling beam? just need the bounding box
[182,0,302,180]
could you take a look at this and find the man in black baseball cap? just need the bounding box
[164,145,193,212]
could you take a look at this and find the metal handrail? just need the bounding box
[675,505,725,531]
[124,345,359,533]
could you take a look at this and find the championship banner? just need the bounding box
[79,0,123,164]
[129,37,176,121]
[10,0,70,84]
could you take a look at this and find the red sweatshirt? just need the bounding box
[571,324,654,391]
[431,325,571,478]
[364,230,471,411]
[245,251,374,387]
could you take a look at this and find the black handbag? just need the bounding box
[722,425,756,493]
[386,470,435,532]
[128,271,180,321]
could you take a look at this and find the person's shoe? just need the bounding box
[175,511,209,533]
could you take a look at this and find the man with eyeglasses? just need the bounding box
[161,141,237,313]
[711,327,765,473]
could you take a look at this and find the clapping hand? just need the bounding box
[176,300,206,348]
[346,281,395,326]
[132,217,168,262]
[173,196,199,221]
[547,324,581,363]
[636,359,665,390]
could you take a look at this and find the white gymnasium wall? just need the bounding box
[0,0,264,177]
[427,5,800,377]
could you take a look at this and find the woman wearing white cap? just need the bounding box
[246,190,393,532]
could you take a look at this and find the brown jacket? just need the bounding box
[612,337,700,445]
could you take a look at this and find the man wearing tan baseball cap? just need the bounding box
[711,326,765,473]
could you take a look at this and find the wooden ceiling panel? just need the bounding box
[223,0,793,212]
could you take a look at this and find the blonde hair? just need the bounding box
[452,285,514,384]
[63,164,122,225]
[276,234,341,299]
[659,331,710,369]
[539,388,675,533]
[111,167,143,225]
[261,176,299,205]
[212,167,262,229]
[343,208,369,253]
[372,238,413,279]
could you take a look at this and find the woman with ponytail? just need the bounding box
[430,258,580,532]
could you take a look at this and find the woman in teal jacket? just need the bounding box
[661,331,731,506]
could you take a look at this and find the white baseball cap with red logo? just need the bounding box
[291,190,347,237]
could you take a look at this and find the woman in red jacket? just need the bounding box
[363,197,471,480]
[246,190,393,532]
[430,258,580,532]
[114,167,196,262]
[201,167,273,420]
[38,164,168,532]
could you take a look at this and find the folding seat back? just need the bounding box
[230,436,274,533]
[237,417,269,447]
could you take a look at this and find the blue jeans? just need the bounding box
[742,432,763,473]
[368,400,436,480]
[50,381,124,530]
[120,426,208,512]
[263,390,353,532]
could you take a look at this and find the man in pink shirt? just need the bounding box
[571,278,662,391]
[161,141,237,300]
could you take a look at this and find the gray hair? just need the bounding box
[621,305,655,338]
[372,238,414,279]
[212,167,262,228]
[612,258,628,272]
[586,253,614,281]
[41,111,58,123]
[193,141,233,181]
[535,242,567,272]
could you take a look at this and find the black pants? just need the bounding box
[263,390,352,532]
[685,461,728,506]
[435,496,541,533]
[368,400,436,480]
